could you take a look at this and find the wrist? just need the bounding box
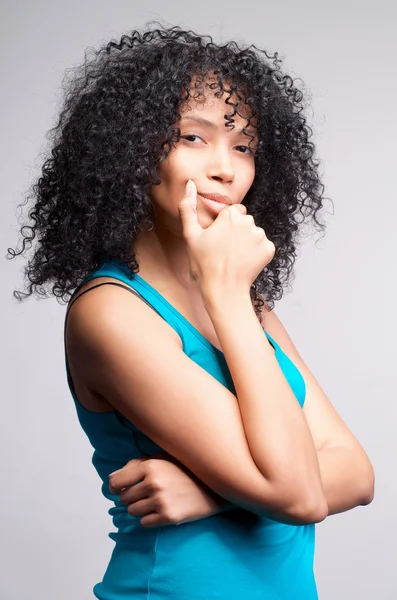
[201,286,252,315]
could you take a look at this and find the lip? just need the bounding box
[197,192,232,205]
[197,193,231,215]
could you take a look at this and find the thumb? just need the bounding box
[178,180,201,237]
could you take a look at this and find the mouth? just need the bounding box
[197,192,232,205]
[197,193,231,215]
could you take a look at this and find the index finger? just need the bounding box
[108,459,147,494]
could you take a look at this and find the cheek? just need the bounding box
[158,151,189,187]
[169,151,196,180]
[149,168,186,216]
[241,165,255,193]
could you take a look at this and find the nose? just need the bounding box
[207,145,235,183]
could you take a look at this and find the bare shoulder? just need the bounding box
[65,276,183,410]
[66,276,181,344]
[64,275,289,514]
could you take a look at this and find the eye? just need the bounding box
[181,135,204,143]
[236,145,254,155]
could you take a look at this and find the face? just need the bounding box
[149,88,258,233]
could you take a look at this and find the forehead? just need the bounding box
[179,76,258,131]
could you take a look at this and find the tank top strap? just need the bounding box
[64,259,188,415]
[69,259,185,342]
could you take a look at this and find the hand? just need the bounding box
[178,180,275,297]
[108,452,227,528]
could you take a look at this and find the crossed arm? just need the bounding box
[109,308,374,524]
[270,309,375,515]
[242,307,374,515]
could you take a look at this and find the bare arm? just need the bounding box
[110,297,373,525]
[203,289,327,522]
[211,303,374,518]
[68,285,326,526]
[168,289,371,523]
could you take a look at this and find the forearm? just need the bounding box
[316,445,374,515]
[204,290,326,517]
[213,445,374,519]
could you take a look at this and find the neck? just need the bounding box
[132,223,198,290]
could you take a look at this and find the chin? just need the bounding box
[197,208,217,228]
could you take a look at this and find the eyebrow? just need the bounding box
[180,116,258,137]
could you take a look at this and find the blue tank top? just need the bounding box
[64,259,318,600]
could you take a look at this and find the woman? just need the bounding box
[9,24,374,599]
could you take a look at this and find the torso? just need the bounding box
[66,269,272,414]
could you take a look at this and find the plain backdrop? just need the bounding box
[1,1,396,598]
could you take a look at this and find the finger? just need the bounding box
[177,180,202,238]
[126,496,157,518]
[140,513,164,528]
[109,460,147,494]
[119,479,149,504]
[140,512,175,528]
[231,203,247,215]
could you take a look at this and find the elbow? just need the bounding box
[274,484,328,525]
[360,464,375,506]
[291,494,328,524]
[362,485,375,506]
[286,476,329,524]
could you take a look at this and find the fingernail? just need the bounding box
[109,469,121,477]
[185,180,192,195]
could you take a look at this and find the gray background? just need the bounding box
[2,1,395,598]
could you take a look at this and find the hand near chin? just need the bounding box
[108,451,226,528]
[178,179,275,298]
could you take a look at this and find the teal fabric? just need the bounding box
[64,259,317,599]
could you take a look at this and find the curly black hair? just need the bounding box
[7,22,331,322]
